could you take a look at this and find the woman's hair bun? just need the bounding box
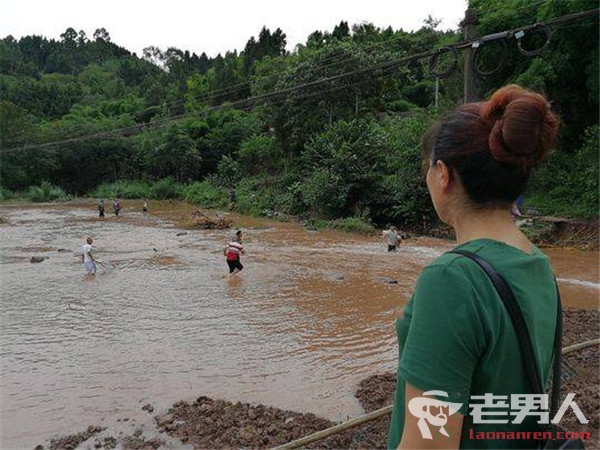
[481,84,560,168]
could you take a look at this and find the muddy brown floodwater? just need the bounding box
[0,200,598,449]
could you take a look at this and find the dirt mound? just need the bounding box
[560,309,600,446]
[44,426,104,450]
[155,397,354,449]
[561,345,600,447]
[355,373,396,413]
[183,210,233,230]
[564,309,600,346]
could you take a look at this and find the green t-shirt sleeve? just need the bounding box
[399,260,487,414]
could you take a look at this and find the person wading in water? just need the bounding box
[224,230,245,274]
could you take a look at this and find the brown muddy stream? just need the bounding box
[0,200,598,448]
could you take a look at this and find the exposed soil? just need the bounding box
[524,218,600,251]
[39,310,598,450]
[42,426,104,450]
[422,216,600,251]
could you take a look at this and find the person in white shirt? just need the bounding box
[82,237,96,275]
[382,225,401,252]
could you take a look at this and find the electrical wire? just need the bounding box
[3,7,598,154]
[9,28,455,143]
[1,61,419,156]
[516,23,551,56]
[1,44,444,153]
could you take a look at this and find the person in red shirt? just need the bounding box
[223,230,245,274]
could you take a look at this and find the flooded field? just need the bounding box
[0,200,598,448]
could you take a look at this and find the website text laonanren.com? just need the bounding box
[468,430,591,441]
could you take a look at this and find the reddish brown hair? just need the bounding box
[422,84,560,206]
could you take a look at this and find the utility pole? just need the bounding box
[462,8,479,103]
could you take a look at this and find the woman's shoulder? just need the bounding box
[418,238,554,304]
[432,239,547,267]
[420,239,548,283]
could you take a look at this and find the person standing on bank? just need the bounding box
[383,225,401,252]
[228,189,237,212]
[98,199,105,218]
[388,85,560,449]
[511,194,524,217]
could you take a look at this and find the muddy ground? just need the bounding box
[39,309,599,450]
[423,217,600,251]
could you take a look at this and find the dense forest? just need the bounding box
[1,0,598,227]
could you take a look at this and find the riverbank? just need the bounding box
[40,309,599,450]
[424,216,599,252]
[1,198,598,250]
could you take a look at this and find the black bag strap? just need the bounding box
[449,249,562,415]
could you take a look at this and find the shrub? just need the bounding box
[148,177,182,199]
[528,125,599,219]
[375,112,435,227]
[90,180,152,199]
[27,181,68,202]
[182,181,228,208]
[225,176,280,216]
[0,187,16,201]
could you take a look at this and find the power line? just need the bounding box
[1,57,427,155]
[26,29,454,147]
[10,28,453,143]
[3,7,597,154]
[35,20,479,143]
[2,35,448,153]
[2,66,415,160]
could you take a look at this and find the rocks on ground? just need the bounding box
[43,310,599,450]
[142,403,154,413]
[31,255,48,263]
[155,397,347,448]
[45,425,104,450]
[155,310,598,450]
[373,276,398,285]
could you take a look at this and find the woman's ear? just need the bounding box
[435,160,452,191]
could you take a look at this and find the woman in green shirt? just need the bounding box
[388,85,561,449]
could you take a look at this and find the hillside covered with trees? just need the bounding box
[1,0,598,226]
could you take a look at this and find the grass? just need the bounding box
[306,217,376,234]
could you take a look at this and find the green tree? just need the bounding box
[237,134,282,175]
[301,118,389,218]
